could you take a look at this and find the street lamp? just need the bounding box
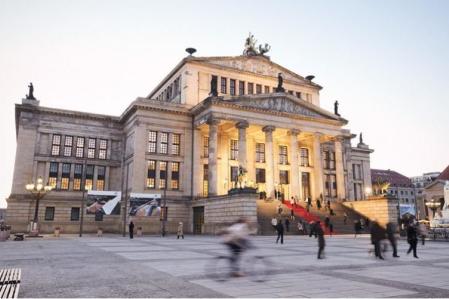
[25,177,53,236]
[425,199,440,218]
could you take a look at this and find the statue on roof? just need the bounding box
[275,73,285,92]
[359,132,364,145]
[243,32,270,56]
[26,82,36,100]
[334,100,340,116]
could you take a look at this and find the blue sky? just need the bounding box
[1,0,448,207]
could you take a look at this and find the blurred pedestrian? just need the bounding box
[314,221,325,259]
[354,219,362,238]
[309,221,317,238]
[370,220,386,260]
[129,221,135,239]
[418,221,428,245]
[271,217,278,229]
[326,200,331,211]
[329,222,334,237]
[297,221,304,234]
[290,196,295,207]
[276,219,284,244]
[324,216,330,228]
[290,209,295,221]
[316,199,322,210]
[386,222,400,258]
[406,222,419,258]
[343,212,348,225]
[307,197,312,212]
[177,222,184,239]
[285,218,290,232]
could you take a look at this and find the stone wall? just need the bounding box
[191,193,258,234]
[342,196,399,227]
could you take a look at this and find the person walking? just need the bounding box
[418,221,428,245]
[309,221,317,238]
[313,221,325,259]
[285,218,290,232]
[406,222,419,258]
[290,196,295,207]
[277,204,283,216]
[271,217,278,230]
[307,197,312,212]
[329,222,334,237]
[324,216,330,228]
[290,208,295,221]
[343,212,348,225]
[275,219,284,244]
[297,221,304,234]
[177,222,184,239]
[129,221,135,239]
[370,220,385,260]
[354,219,361,238]
[386,222,400,257]
[316,198,322,210]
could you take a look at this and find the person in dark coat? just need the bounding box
[307,197,312,212]
[285,218,290,232]
[129,221,135,239]
[329,222,334,237]
[406,222,419,258]
[324,216,330,228]
[370,220,385,259]
[316,199,322,210]
[275,219,284,244]
[309,221,317,238]
[314,221,325,259]
[354,219,362,238]
[386,222,400,257]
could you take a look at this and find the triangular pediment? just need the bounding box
[221,94,341,121]
[190,56,319,88]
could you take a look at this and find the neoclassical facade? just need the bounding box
[6,46,374,234]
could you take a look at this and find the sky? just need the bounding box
[0,0,448,208]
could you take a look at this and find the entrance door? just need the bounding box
[301,172,311,200]
[193,206,204,234]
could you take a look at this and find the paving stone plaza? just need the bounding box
[2,235,449,298]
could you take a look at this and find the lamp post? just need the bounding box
[79,184,92,237]
[425,200,440,218]
[25,177,53,236]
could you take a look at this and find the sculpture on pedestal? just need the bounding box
[26,82,36,100]
[210,76,218,96]
[359,132,364,145]
[334,100,340,116]
[275,73,285,92]
[243,32,271,56]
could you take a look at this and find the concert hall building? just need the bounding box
[6,39,374,234]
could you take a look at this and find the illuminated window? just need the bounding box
[300,148,309,167]
[51,135,61,156]
[159,161,167,189]
[85,165,94,190]
[159,132,168,154]
[147,160,156,188]
[98,139,107,160]
[325,174,337,197]
[172,134,181,155]
[279,145,288,165]
[203,136,209,157]
[280,170,289,185]
[49,162,58,188]
[87,138,96,159]
[61,163,71,190]
[230,140,238,160]
[221,77,227,94]
[171,162,180,190]
[73,164,83,191]
[256,84,262,94]
[148,131,157,153]
[230,79,236,96]
[256,143,265,163]
[238,81,245,95]
[256,168,266,183]
[230,166,239,183]
[76,137,84,158]
[203,164,208,197]
[96,166,105,191]
[248,83,254,94]
[64,136,73,157]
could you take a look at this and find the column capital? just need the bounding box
[235,120,249,129]
[206,116,220,126]
[288,129,301,136]
[262,125,276,133]
[334,135,345,142]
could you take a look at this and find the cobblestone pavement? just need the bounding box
[2,234,449,297]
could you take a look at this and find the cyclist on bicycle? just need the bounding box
[219,217,251,277]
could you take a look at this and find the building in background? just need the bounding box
[410,171,440,219]
[6,36,374,234]
[422,165,449,220]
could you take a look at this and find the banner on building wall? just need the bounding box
[86,191,122,217]
[129,193,162,217]
[399,204,416,217]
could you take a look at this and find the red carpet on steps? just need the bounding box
[283,201,332,235]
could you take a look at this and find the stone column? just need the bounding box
[192,128,203,197]
[334,137,346,200]
[207,118,220,196]
[236,121,249,170]
[289,129,300,199]
[313,133,324,200]
[263,126,276,198]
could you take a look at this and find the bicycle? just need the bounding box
[205,242,273,282]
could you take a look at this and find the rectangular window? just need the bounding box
[324,150,336,170]
[288,90,294,95]
[280,170,289,185]
[238,81,245,95]
[203,136,209,157]
[76,137,85,158]
[44,207,55,221]
[171,162,180,190]
[49,162,58,188]
[51,134,61,156]
[221,77,227,94]
[325,174,337,198]
[148,131,157,153]
[85,165,94,190]
[73,164,83,191]
[300,148,309,167]
[256,84,262,94]
[96,166,105,191]
[296,92,302,99]
[230,166,239,183]
[98,139,107,160]
[147,160,156,188]
[230,140,238,160]
[172,133,181,155]
[159,132,168,154]
[203,164,208,197]
[159,161,167,189]
[211,75,217,95]
[61,163,71,190]
[256,143,265,163]
[353,164,362,180]
[248,83,254,94]
[264,86,270,93]
[302,172,311,200]
[279,145,288,165]
[87,138,96,159]
[63,136,73,157]
[230,79,236,96]
[70,207,80,221]
[256,168,266,183]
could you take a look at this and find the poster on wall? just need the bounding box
[86,191,121,220]
[129,193,162,217]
